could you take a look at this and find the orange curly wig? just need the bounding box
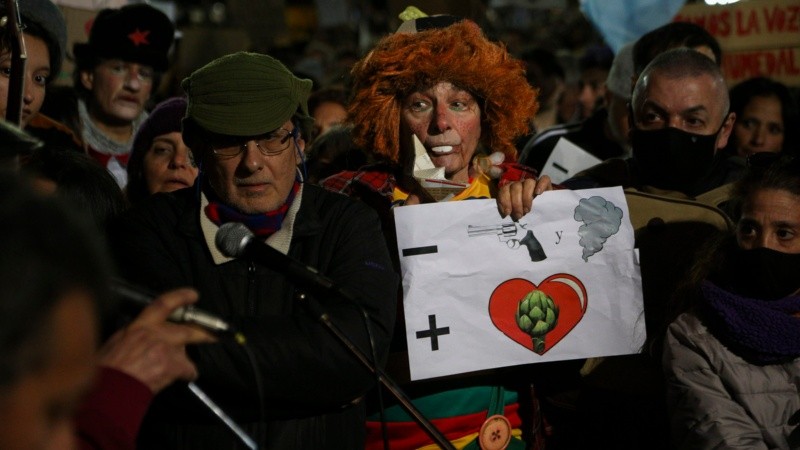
[348,20,539,164]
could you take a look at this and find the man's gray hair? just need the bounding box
[633,48,729,114]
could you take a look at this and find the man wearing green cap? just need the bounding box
[109,51,398,449]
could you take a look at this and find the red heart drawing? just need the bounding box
[488,274,587,354]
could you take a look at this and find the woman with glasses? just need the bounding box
[662,153,800,449]
[126,97,198,205]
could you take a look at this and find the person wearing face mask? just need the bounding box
[72,4,174,188]
[536,47,737,450]
[565,48,735,200]
[126,97,198,206]
[662,153,800,449]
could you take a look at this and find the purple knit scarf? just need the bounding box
[701,281,800,365]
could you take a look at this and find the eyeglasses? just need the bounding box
[211,128,299,158]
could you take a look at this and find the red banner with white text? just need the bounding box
[675,0,800,87]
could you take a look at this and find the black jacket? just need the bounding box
[518,108,625,172]
[109,184,398,449]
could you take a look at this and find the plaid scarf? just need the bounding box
[205,180,300,238]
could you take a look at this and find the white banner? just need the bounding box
[395,187,645,380]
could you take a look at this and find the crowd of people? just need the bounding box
[1,1,799,450]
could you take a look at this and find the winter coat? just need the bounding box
[663,311,800,449]
[109,184,398,450]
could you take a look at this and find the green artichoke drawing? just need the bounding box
[515,289,559,354]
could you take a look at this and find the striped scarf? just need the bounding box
[205,181,300,238]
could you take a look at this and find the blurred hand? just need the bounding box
[98,288,216,393]
[404,194,421,206]
[497,175,553,221]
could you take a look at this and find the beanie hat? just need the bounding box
[181,52,313,138]
[126,97,188,204]
[131,97,187,157]
[1,0,67,79]
[606,43,634,101]
[73,3,174,71]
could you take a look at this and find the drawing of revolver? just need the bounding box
[467,223,547,262]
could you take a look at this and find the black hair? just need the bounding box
[38,85,83,142]
[21,146,128,232]
[649,154,800,357]
[308,87,349,114]
[730,153,800,219]
[633,22,722,76]
[306,124,372,184]
[0,174,112,389]
[0,22,59,83]
[726,77,800,157]
[21,22,59,83]
[307,87,349,141]
[578,44,613,73]
[518,47,565,105]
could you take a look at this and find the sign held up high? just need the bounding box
[674,0,800,87]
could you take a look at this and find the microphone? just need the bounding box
[111,278,232,334]
[215,222,337,295]
[216,223,457,449]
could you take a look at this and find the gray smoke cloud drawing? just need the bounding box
[574,196,623,261]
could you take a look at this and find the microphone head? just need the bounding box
[215,222,254,258]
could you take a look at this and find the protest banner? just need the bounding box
[395,187,645,381]
[675,0,800,86]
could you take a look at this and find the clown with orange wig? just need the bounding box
[322,11,551,450]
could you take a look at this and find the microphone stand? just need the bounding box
[217,223,455,449]
[283,272,456,450]
[188,382,258,450]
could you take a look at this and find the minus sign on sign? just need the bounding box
[552,162,568,174]
[402,245,439,256]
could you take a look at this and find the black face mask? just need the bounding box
[630,126,719,195]
[719,245,800,300]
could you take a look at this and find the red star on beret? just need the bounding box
[128,29,151,46]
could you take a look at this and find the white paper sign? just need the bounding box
[394,187,644,381]
[540,137,603,184]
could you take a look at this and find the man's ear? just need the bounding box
[715,112,737,152]
[80,70,94,91]
[294,136,306,165]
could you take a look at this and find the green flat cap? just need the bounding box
[181,52,313,136]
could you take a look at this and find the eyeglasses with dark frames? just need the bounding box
[211,128,299,158]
